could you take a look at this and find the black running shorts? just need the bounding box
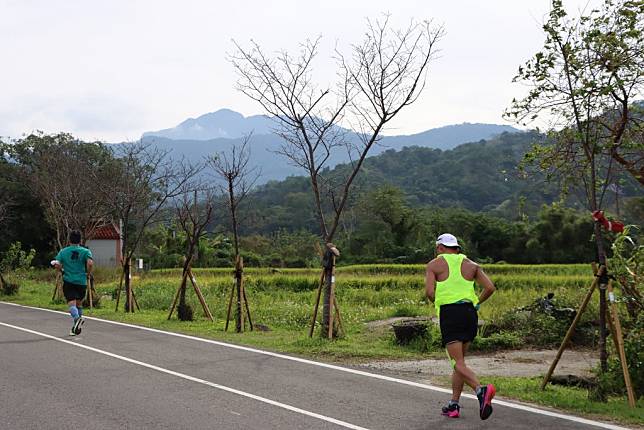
[63,281,87,301]
[439,302,478,347]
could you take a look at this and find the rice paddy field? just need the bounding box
[4,263,605,359]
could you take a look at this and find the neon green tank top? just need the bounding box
[434,253,478,315]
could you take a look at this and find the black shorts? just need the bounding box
[439,302,478,347]
[63,281,87,301]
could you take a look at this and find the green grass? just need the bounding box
[484,376,644,426]
[2,264,641,425]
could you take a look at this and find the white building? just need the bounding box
[86,224,122,268]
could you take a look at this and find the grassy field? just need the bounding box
[2,264,642,425]
[2,264,602,358]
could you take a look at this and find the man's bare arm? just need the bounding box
[86,258,94,276]
[425,262,437,303]
[475,265,495,305]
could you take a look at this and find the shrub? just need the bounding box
[0,274,19,295]
[593,313,644,400]
[0,242,35,273]
[472,331,522,351]
[389,305,420,318]
[396,325,442,353]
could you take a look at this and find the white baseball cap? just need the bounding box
[436,233,460,248]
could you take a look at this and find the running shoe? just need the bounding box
[72,317,84,335]
[68,329,77,336]
[477,384,496,420]
[441,402,460,418]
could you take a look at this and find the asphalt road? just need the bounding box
[0,302,630,430]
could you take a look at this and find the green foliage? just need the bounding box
[0,156,53,266]
[395,325,442,353]
[593,313,644,401]
[490,293,595,347]
[389,305,421,318]
[338,197,596,264]
[472,331,522,351]
[0,242,35,273]
[506,0,644,198]
[608,227,643,318]
[0,275,20,295]
[486,376,644,426]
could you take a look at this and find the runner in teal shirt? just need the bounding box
[52,230,93,336]
[56,244,93,285]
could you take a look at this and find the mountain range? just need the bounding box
[140,109,521,182]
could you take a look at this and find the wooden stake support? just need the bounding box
[114,268,125,311]
[225,256,253,332]
[114,259,139,312]
[85,273,96,309]
[606,280,636,407]
[541,264,636,408]
[308,270,326,337]
[308,243,343,339]
[168,264,214,321]
[52,271,63,301]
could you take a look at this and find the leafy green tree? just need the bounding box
[526,205,596,263]
[0,155,53,265]
[507,0,643,185]
[506,0,644,371]
[4,133,116,248]
[347,186,420,261]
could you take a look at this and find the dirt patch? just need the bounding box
[357,349,598,379]
[362,317,597,379]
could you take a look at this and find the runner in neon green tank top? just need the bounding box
[426,233,497,420]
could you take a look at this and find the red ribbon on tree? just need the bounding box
[592,210,624,233]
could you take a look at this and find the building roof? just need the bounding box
[89,224,121,240]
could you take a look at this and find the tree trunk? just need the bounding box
[179,255,192,309]
[235,256,244,332]
[593,222,609,372]
[320,247,337,339]
[124,259,133,313]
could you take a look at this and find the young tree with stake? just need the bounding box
[208,134,259,332]
[99,142,201,313]
[505,0,643,379]
[232,16,443,338]
[168,185,216,322]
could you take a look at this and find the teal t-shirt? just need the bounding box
[55,245,93,286]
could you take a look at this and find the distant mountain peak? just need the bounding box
[142,109,273,141]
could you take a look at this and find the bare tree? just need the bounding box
[168,185,216,322]
[208,134,259,332]
[6,133,115,248]
[232,16,443,338]
[100,141,202,312]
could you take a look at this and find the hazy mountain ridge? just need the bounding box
[140,109,522,183]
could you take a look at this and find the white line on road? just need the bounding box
[1,302,631,430]
[0,321,370,430]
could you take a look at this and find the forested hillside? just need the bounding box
[247,131,558,228]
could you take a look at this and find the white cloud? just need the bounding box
[0,0,596,141]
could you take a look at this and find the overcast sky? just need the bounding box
[0,0,595,142]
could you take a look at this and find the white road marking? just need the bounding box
[0,320,369,430]
[1,301,631,430]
